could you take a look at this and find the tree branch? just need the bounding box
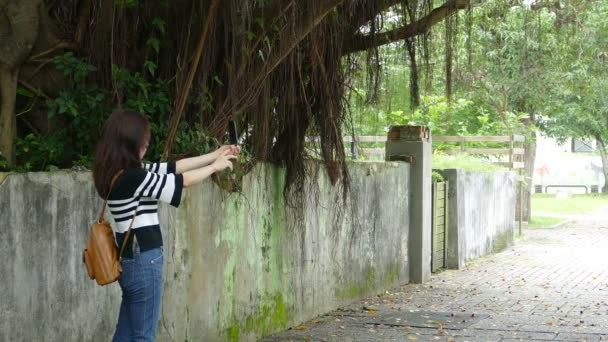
[343,0,469,54]
[348,0,402,30]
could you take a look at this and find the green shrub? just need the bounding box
[12,52,224,171]
[431,171,445,183]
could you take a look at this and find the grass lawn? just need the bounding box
[528,216,567,228]
[433,154,506,171]
[532,193,608,214]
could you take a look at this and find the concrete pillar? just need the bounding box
[385,126,432,283]
[441,168,463,270]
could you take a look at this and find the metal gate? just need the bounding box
[432,181,449,272]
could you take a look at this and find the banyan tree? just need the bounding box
[0,0,469,192]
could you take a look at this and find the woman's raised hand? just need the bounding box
[182,146,240,187]
[211,149,237,172]
[215,145,240,159]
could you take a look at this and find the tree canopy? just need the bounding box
[0,0,470,193]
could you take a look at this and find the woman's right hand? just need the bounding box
[211,150,237,172]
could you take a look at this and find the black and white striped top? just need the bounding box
[108,162,183,258]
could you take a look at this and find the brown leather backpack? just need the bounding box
[83,170,137,286]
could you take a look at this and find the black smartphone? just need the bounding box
[228,121,238,145]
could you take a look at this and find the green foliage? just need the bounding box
[13,52,221,171]
[37,52,110,169]
[347,0,563,166]
[433,152,506,172]
[540,1,608,144]
[0,155,9,172]
[431,171,445,183]
[15,133,66,171]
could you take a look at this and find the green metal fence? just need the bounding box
[432,181,449,272]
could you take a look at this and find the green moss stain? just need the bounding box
[270,293,288,328]
[335,266,376,300]
[382,263,402,287]
[224,294,291,341]
[335,264,403,301]
[226,325,240,342]
[493,230,512,252]
[245,316,254,332]
[218,166,294,341]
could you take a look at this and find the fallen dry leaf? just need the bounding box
[546,321,553,326]
[294,325,308,331]
[407,335,418,340]
[368,310,377,315]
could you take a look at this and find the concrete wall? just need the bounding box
[0,162,410,342]
[440,169,516,269]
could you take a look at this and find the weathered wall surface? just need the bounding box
[0,162,410,342]
[441,169,516,269]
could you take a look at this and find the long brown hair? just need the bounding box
[93,110,150,197]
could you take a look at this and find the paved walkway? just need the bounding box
[264,212,608,341]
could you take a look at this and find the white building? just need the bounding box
[533,132,603,193]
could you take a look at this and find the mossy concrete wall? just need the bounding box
[0,161,410,341]
[440,169,516,269]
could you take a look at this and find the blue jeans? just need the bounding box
[112,246,164,342]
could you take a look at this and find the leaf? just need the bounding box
[144,60,157,76]
[152,18,166,34]
[367,310,376,315]
[213,76,224,87]
[16,87,35,98]
[407,335,417,340]
[147,37,161,54]
[294,325,308,330]
[255,17,265,28]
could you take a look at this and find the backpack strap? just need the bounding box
[118,199,139,261]
[96,170,138,260]
[97,170,124,223]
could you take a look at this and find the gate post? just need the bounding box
[385,126,432,283]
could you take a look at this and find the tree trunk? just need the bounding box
[0,0,43,164]
[595,137,608,193]
[0,66,17,163]
[405,38,419,110]
[521,138,536,222]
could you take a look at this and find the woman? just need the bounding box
[92,109,238,341]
